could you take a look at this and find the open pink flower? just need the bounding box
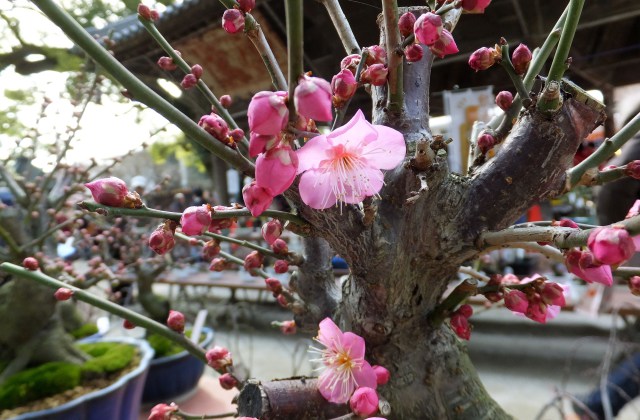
[565,249,613,286]
[296,110,405,209]
[256,144,298,195]
[311,317,377,404]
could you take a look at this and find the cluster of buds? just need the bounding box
[198,112,237,148]
[181,64,203,89]
[501,276,566,324]
[84,177,143,209]
[148,220,177,255]
[449,304,473,340]
[167,310,185,333]
[221,0,254,34]
[137,3,159,22]
[401,11,459,61]
[469,43,531,75]
[332,45,387,108]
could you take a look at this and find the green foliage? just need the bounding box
[78,342,135,378]
[149,136,207,173]
[147,330,204,358]
[69,323,99,339]
[0,362,82,410]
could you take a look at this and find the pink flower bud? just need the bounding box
[148,403,179,420]
[209,257,227,272]
[150,10,160,21]
[501,273,521,285]
[404,44,424,62]
[137,4,155,21]
[261,220,283,245]
[247,91,289,135]
[157,56,177,71]
[255,144,298,195]
[430,30,458,59]
[209,206,237,232]
[331,69,358,107]
[365,45,387,66]
[167,310,185,333]
[294,75,333,122]
[450,313,471,340]
[265,277,283,294]
[398,12,416,37]
[237,0,255,13]
[627,200,640,219]
[85,177,129,207]
[242,181,274,217]
[540,282,566,307]
[23,257,39,271]
[206,346,233,370]
[553,218,579,229]
[244,250,263,271]
[504,290,529,314]
[276,294,288,308]
[271,238,289,255]
[413,12,442,46]
[274,259,289,274]
[629,276,640,296]
[229,128,244,143]
[495,91,513,111]
[198,113,230,143]
[219,373,238,390]
[460,0,492,14]
[180,205,212,236]
[123,319,136,329]
[248,132,279,158]
[350,387,379,416]
[468,47,497,71]
[222,9,245,34]
[280,320,296,335]
[180,73,198,89]
[202,239,221,260]
[149,223,176,255]
[340,54,361,74]
[587,226,635,265]
[456,304,473,318]
[360,64,388,87]
[625,160,640,179]
[191,64,203,79]
[54,287,74,301]
[220,94,233,108]
[477,132,497,154]
[372,365,390,385]
[525,295,548,323]
[512,43,532,76]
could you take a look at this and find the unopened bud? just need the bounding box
[360,63,388,87]
[191,64,203,79]
[261,219,283,245]
[123,319,136,329]
[209,257,227,272]
[468,47,497,71]
[265,277,283,294]
[404,44,424,62]
[512,44,532,76]
[23,257,39,271]
[220,95,233,108]
[206,346,233,370]
[365,45,386,66]
[167,310,185,333]
[237,0,255,13]
[373,365,390,385]
[495,91,513,111]
[398,12,416,37]
[222,9,245,34]
[624,160,640,179]
[456,304,473,318]
[477,132,497,154]
[274,259,289,274]
[244,251,263,272]
[219,373,238,390]
[271,238,289,255]
[157,56,176,71]
[331,69,357,108]
[629,276,640,296]
[279,320,296,335]
[181,73,198,89]
[54,287,74,301]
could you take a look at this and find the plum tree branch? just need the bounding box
[318,0,360,55]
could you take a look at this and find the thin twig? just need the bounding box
[318,0,360,54]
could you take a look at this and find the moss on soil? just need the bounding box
[0,342,136,410]
[147,330,204,359]
[69,323,99,339]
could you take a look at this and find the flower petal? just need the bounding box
[317,317,343,348]
[318,368,353,404]
[299,169,338,209]
[341,332,366,360]
[296,135,333,174]
[341,167,384,204]
[330,110,377,148]
[353,361,378,390]
[361,125,406,169]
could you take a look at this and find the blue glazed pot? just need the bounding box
[14,336,154,420]
[142,327,214,404]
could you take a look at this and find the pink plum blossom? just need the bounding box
[149,223,176,255]
[312,317,377,404]
[296,110,406,209]
[350,387,379,416]
[85,177,129,207]
[294,75,333,122]
[365,45,387,66]
[468,47,497,71]
[429,30,458,58]
[360,64,388,86]
[247,91,289,135]
[504,290,528,314]
[565,249,613,286]
[255,144,298,195]
[167,310,185,333]
[413,12,442,46]
[180,205,212,236]
[460,0,492,13]
[512,44,532,75]
[587,226,635,265]
[398,12,416,37]
[242,181,273,217]
[206,346,232,371]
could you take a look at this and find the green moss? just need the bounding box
[0,342,137,410]
[0,362,82,410]
[69,323,99,339]
[147,330,204,358]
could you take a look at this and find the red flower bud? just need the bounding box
[340,54,361,74]
[148,223,176,255]
[123,319,136,329]
[137,4,154,21]
[274,259,289,274]
[540,282,566,307]
[54,287,74,301]
[450,313,471,340]
[202,239,221,260]
[271,238,288,255]
[413,12,442,46]
[372,365,390,385]
[237,0,255,13]
[461,0,492,14]
[209,257,228,272]
[219,373,238,390]
[265,277,283,294]
[23,257,39,271]
[85,177,129,207]
[222,9,245,34]
[468,47,497,71]
[350,386,379,416]
[157,56,177,71]
[261,219,283,245]
[365,45,387,66]
[280,320,296,335]
[331,69,357,108]
[191,64,203,79]
[625,160,640,179]
[495,91,513,111]
[398,12,416,37]
[199,113,230,144]
[148,403,178,420]
[360,63,388,87]
[512,43,532,76]
[220,95,233,108]
[167,310,185,333]
[244,251,263,271]
[206,345,232,370]
[276,294,288,307]
[180,73,198,89]
[629,276,640,296]
[404,44,424,63]
[477,132,497,154]
[456,304,473,318]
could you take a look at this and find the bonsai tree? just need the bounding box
[4,0,640,418]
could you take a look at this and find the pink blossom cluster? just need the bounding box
[333,45,387,107]
[498,274,568,324]
[450,304,473,339]
[311,317,390,415]
[399,9,463,62]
